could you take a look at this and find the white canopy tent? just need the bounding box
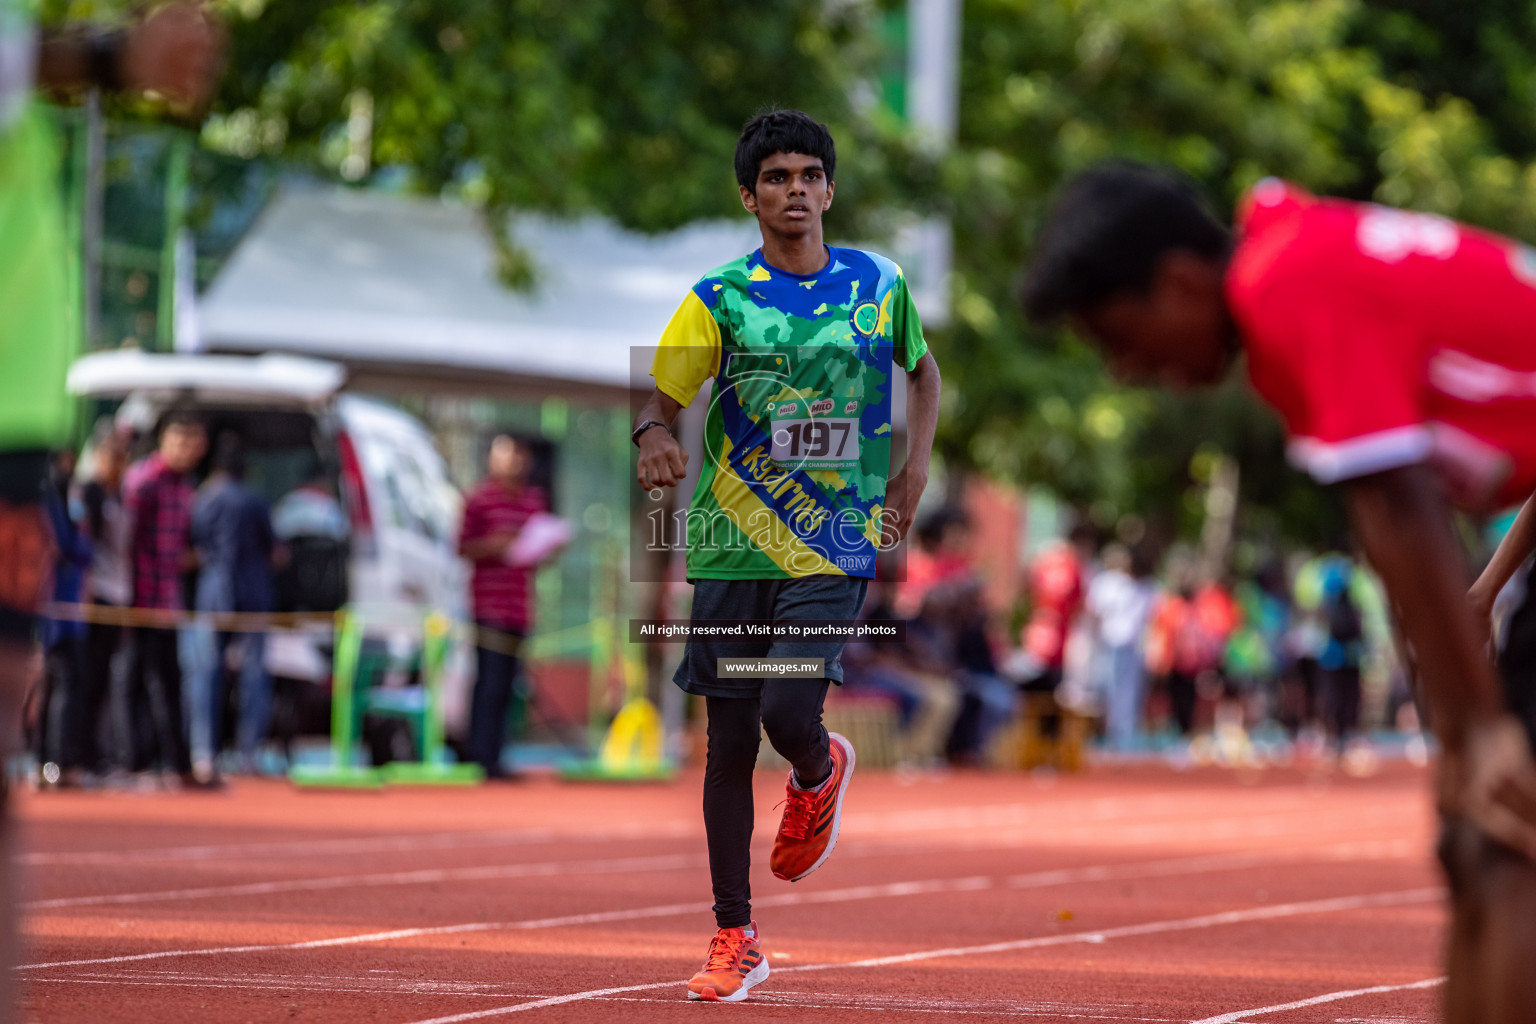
[69,349,346,404]
[195,184,916,431]
[194,186,761,401]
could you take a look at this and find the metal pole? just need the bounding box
[901,0,961,327]
[331,610,362,767]
[156,134,190,352]
[907,0,962,149]
[586,540,610,756]
[80,92,104,352]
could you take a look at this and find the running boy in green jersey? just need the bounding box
[633,109,941,1003]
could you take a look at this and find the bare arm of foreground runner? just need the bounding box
[634,389,688,489]
[882,352,940,548]
[1348,464,1536,860]
[1469,489,1536,651]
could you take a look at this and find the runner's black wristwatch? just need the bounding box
[631,419,670,447]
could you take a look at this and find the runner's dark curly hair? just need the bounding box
[735,109,836,193]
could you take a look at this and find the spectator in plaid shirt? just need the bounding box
[110,412,205,784]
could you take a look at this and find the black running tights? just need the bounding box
[703,681,832,929]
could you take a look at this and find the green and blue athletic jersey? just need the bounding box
[652,245,927,580]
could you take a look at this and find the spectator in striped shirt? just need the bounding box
[459,435,547,779]
[112,411,205,785]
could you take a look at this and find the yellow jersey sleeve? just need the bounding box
[651,289,722,407]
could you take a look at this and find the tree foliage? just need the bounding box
[204,0,921,281]
[49,0,1536,542]
[942,0,1536,542]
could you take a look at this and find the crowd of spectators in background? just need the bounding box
[19,417,565,791]
[841,506,1410,770]
[21,423,1411,788]
[26,415,284,790]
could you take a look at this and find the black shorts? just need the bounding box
[0,450,51,644]
[673,575,870,698]
[1497,571,1536,752]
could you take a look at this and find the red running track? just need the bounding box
[13,761,1444,1023]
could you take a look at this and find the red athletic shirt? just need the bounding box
[1229,179,1536,510]
[459,481,546,632]
[1021,542,1083,669]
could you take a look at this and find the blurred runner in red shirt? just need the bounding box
[1021,524,1095,691]
[896,506,972,617]
[1146,578,1239,737]
[1024,162,1536,1023]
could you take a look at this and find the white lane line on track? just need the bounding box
[788,889,1441,971]
[1189,978,1445,1024]
[12,876,990,970]
[846,791,1327,829]
[871,804,1360,856]
[861,809,1416,860]
[40,970,542,993]
[611,992,1186,1020]
[19,789,1377,867]
[22,825,1415,912]
[16,840,1420,969]
[1006,840,1416,890]
[27,978,1177,1019]
[16,823,696,867]
[26,973,1184,1020]
[20,793,1175,867]
[393,887,1443,1024]
[25,977,540,998]
[22,853,704,910]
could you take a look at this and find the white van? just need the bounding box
[67,350,471,745]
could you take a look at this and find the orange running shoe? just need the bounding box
[770,731,855,882]
[686,922,769,1002]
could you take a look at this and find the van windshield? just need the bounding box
[171,407,341,514]
[354,433,453,545]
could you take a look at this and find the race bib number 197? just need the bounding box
[769,398,860,470]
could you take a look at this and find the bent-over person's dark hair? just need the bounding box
[1022,161,1231,323]
[735,109,836,193]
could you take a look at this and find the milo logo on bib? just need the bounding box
[768,394,861,471]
